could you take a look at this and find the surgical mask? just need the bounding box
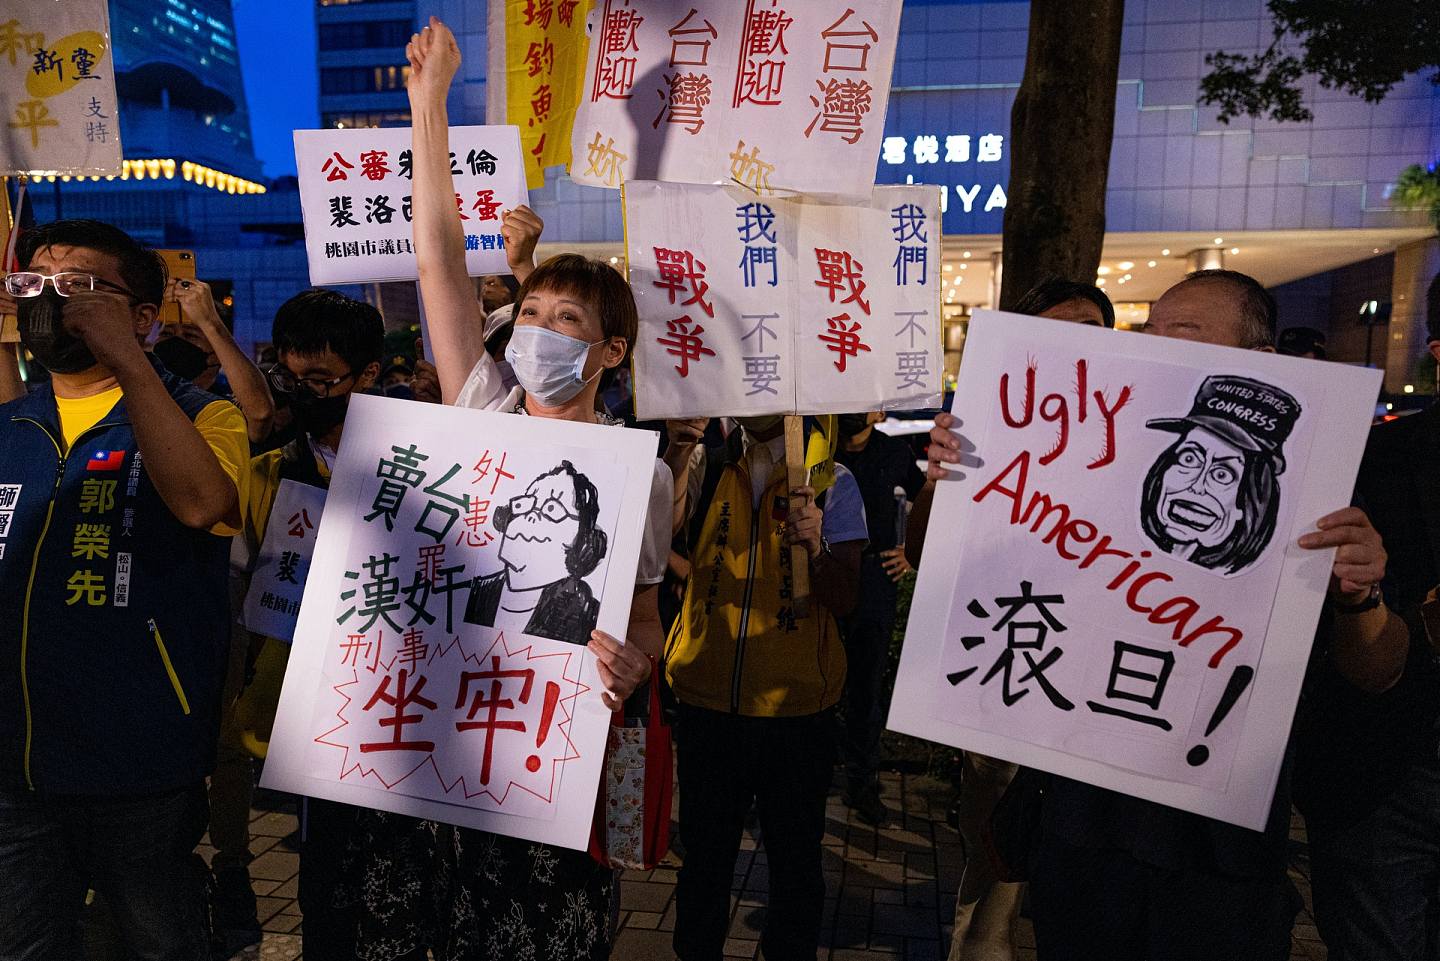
[18,289,98,374]
[153,336,210,381]
[504,325,606,407]
[289,390,350,439]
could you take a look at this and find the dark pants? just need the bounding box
[1028,832,1299,961]
[1308,752,1440,961]
[297,797,364,961]
[0,783,210,961]
[674,704,836,961]
[838,556,896,792]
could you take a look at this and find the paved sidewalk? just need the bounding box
[214,773,1329,961]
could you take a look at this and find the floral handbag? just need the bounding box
[589,659,673,870]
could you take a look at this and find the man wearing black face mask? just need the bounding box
[154,278,275,445]
[223,288,383,957]
[833,411,926,825]
[0,219,250,959]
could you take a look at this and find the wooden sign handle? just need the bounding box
[784,415,811,620]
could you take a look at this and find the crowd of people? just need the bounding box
[0,17,1436,961]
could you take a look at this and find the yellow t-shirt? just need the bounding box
[54,387,249,537]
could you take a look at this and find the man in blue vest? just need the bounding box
[0,219,249,960]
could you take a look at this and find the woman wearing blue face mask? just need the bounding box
[305,19,673,961]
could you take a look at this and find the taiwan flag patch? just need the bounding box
[86,450,126,472]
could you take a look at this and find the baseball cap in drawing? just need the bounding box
[1146,375,1301,472]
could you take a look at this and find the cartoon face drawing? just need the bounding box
[1154,427,1245,550]
[1141,375,1299,576]
[496,463,606,592]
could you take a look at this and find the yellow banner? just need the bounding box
[504,0,592,189]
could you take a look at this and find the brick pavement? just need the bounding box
[214,774,1330,961]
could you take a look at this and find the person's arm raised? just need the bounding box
[405,18,486,405]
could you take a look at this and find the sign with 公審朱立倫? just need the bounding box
[0,0,122,176]
[569,0,901,199]
[259,395,657,851]
[293,126,528,286]
[624,179,943,420]
[888,312,1384,830]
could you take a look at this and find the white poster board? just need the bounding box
[571,0,900,199]
[0,0,122,175]
[241,479,328,643]
[626,180,943,419]
[889,312,1382,830]
[294,126,528,285]
[261,394,656,850]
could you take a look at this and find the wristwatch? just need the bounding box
[1332,582,1382,615]
[811,537,833,567]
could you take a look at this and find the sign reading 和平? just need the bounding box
[0,0,122,176]
[570,0,901,199]
[625,180,943,419]
[293,126,528,285]
[260,395,657,850]
[888,313,1383,830]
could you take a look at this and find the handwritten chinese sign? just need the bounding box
[0,0,121,175]
[260,395,656,849]
[888,313,1382,830]
[570,0,900,199]
[625,180,942,419]
[293,126,528,285]
[241,480,328,643]
[486,0,591,188]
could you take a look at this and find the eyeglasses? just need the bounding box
[4,271,138,300]
[266,364,357,398]
[507,493,579,523]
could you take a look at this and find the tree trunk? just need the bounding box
[1000,0,1125,310]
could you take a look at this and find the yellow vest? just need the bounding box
[665,455,847,717]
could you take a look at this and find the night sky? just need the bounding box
[233,0,318,178]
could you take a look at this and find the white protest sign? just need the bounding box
[0,0,122,175]
[571,0,900,199]
[241,479,328,643]
[888,312,1382,830]
[262,394,656,850]
[294,126,528,285]
[625,180,942,419]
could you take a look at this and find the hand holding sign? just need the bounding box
[586,629,651,712]
[501,205,544,279]
[1297,506,1387,601]
[926,411,982,482]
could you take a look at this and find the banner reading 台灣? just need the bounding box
[625,180,943,419]
[570,0,900,199]
[0,0,122,176]
[294,126,527,285]
[888,312,1382,830]
[260,394,657,850]
[486,0,592,189]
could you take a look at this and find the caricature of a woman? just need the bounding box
[464,460,607,644]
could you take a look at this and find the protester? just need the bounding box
[224,289,387,958]
[155,277,275,443]
[479,272,517,315]
[830,411,925,827]
[1011,276,1116,327]
[929,278,1114,961]
[1295,270,1440,959]
[918,269,1409,961]
[0,219,249,959]
[281,21,663,960]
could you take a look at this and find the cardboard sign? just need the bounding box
[261,395,656,850]
[570,0,900,199]
[0,0,122,175]
[888,312,1382,830]
[241,479,328,643]
[294,126,528,285]
[626,180,943,419]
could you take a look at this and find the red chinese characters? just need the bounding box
[592,0,645,101]
[733,0,792,107]
[455,656,562,784]
[804,9,879,144]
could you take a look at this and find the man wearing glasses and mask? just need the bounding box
[0,219,250,959]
